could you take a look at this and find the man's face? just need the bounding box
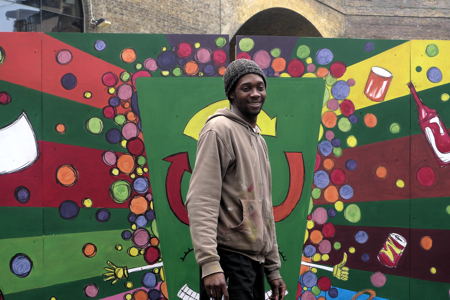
[229,73,266,121]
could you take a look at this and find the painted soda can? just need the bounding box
[364,66,393,102]
[377,233,407,268]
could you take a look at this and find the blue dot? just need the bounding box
[364,42,375,52]
[10,253,32,277]
[314,170,330,189]
[349,114,358,124]
[361,253,370,262]
[318,140,333,156]
[122,230,132,240]
[148,289,162,300]
[128,213,137,223]
[59,200,79,219]
[136,215,148,228]
[339,185,354,200]
[142,272,157,288]
[105,128,121,144]
[15,186,30,204]
[328,287,339,298]
[61,73,77,90]
[94,40,106,51]
[427,67,442,83]
[133,177,149,194]
[203,64,215,76]
[96,208,111,222]
[354,230,369,244]
[327,207,337,217]
[301,271,318,288]
[157,50,177,70]
[303,245,316,257]
[315,48,334,65]
[145,210,155,221]
[109,97,120,107]
[331,138,341,147]
[345,159,357,171]
[331,80,350,100]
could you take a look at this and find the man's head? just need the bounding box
[223,59,267,100]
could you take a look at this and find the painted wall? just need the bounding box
[1,33,449,300]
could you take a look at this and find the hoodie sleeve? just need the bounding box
[263,219,282,281]
[186,129,233,278]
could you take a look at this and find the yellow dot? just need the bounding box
[280,72,291,77]
[140,249,145,255]
[125,294,133,300]
[83,91,92,99]
[115,244,123,251]
[306,57,313,64]
[322,254,330,261]
[349,247,356,254]
[154,268,159,274]
[194,42,201,48]
[303,287,308,291]
[347,135,358,147]
[136,167,143,175]
[311,267,318,273]
[128,247,139,257]
[121,140,127,148]
[334,201,344,212]
[131,224,137,230]
[162,46,167,51]
[82,198,93,208]
[441,93,449,102]
[430,267,437,274]
[318,124,324,141]
[161,70,169,76]
[199,72,204,76]
[306,220,315,229]
[143,167,149,172]
[50,297,57,300]
[111,168,119,176]
[130,173,136,179]
[312,253,321,262]
[125,281,133,288]
[304,229,309,243]
[150,201,154,210]
[396,179,405,188]
[108,87,115,94]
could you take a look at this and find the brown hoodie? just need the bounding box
[186,108,281,281]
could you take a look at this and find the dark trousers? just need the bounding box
[200,249,265,300]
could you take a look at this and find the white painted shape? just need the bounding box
[0,112,38,174]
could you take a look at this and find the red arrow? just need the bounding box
[164,152,192,225]
[273,152,305,222]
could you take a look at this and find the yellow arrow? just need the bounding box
[183,99,277,140]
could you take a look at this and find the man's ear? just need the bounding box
[228,92,234,104]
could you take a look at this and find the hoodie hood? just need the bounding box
[206,108,258,132]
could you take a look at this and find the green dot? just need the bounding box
[446,205,450,214]
[333,241,341,250]
[312,188,321,199]
[441,93,449,102]
[323,88,330,104]
[308,197,313,214]
[333,147,342,157]
[110,180,131,203]
[121,71,131,82]
[114,114,126,125]
[311,286,321,296]
[137,156,146,166]
[86,117,103,134]
[416,66,422,72]
[338,117,352,132]
[296,45,310,59]
[135,63,143,70]
[215,37,227,48]
[238,38,255,52]
[390,122,401,134]
[172,67,182,77]
[151,219,159,238]
[426,44,439,57]
[325,74,337,87]
[344,203,361,223]
[270,48,281,57]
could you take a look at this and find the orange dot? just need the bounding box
[364,113,378,128]
[121,48,137,63]
[271,57,286,73]
[322,111,337,128]
[161,281,168,298]
[323,158,335,170]
[376,166,388,179]
[117,154,135,174]
[130,196,148,215]
[133,289,149,300]
[309,230,323,244]
[316,67,329,78]
[56,164,78,186]
[318,297,326,300]
[324,185,339,203]
[126,111,136,122]
[82,243,97,258]
[217,66,226,76]
[121,101,130,109]
[150,237,160,246]
[55,123,66,134]
[184,61,199,75]
[420,236,433,250]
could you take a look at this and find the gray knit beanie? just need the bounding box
[223,59,267,97]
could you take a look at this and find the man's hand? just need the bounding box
[203,272,229,300]
[269,278,286,300]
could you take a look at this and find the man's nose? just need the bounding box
[250,88,261,97]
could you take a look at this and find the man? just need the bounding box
[186,59,286,300]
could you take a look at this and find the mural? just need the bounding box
[0,32,228,300]
[235,36,450,299]
[136,77,324,299]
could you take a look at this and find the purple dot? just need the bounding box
[59,200,79,219]
[331,138,341,147]
[142,272,157,288]
[303,244,316,257]
[15,186,30,204]
[203,64,215,76]
[327,99,339,111]
[345,159,357,170]
[109,97,120,107]
[94,40,106,51]
[339,184,354,200]
[128,213,137,223]
[148,289,162,300]
[354,230,369,244]
[328,287,339,298]
[145,210,155,221]
[135,215,148,228]
[157,50,177,70]
[318,140,333,156]
[427,67,442,83]
[361,253,370,262]
[133,177,149,194]
[301,271,318,288]
[316,48,334,65]
[349,114,358,124]
[327,207,337,217]
[331,80,350,100]
[364,42,375,52]
[314,170,330,189]
[105,128,121,144]
[96,208,111,222]
[61,73,77,90]
[122,230,132,240]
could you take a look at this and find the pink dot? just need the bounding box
[253,50,271,69]
[195,48,211,63]
[347,78,356,86]
[117,84,132,100]
[312,207,328,225]
[144,58,158,71]
[213,49,227,65]
[287,59,305,77]
[0,91,11,105]
[340,99,355,116]
[417,166,436,187]
[322,223,335,238]
[84,284,99,297]
[103,106,115,119]
[325,130,335,141]
[318,239,332,254]
[103,151,117,166]
[330,61,346,78]
[370,271,387,287]
[327,99,339,111]
[330,168,346,185]
[307,64,316,73]
[102,72,118,87]
[176,42,192,58]
[122,122,138,140]
[301,291,316,300]
[236,52,251,60]
[56,49,72,65]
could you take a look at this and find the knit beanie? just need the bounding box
[223,59,267,97]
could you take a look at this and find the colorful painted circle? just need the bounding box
[15,186,30,204]
[427,67,442,83]
[144,246,161,264]
[94,40,106,51]
[322,223,336,238]
[354,230,369,244]
[344,204,361,223]
[314,170,330,189]
[302,271,318,288]
[59,200,80,219]
[110,180,131,203]
[331,81,350,100]
[10,253,33,277]
[142,272,157,288]
[370,271,387,287]
[84,284,99,297]
[315,48,334,65]
[61,73,77,90]
[96,208,111,222]
[0,91,11,105]
[416,166,436,187]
